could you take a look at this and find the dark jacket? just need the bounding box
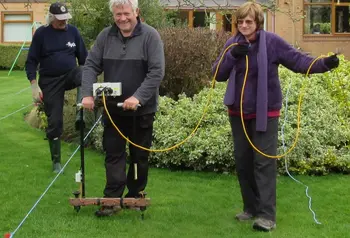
[213,30,331,117]
[25,24,87,81]
[82,19,165,116]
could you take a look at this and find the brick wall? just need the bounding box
[274,0,350,58]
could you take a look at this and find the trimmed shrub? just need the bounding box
[0,45,29,70]
[148,62,350,174]
[158,27,231,99]
[150,84,234,172]
[277,54,350,175]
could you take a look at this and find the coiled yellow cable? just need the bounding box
[240,54,324,159]
[103,42,324,157]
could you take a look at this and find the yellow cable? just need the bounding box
[102,44,237,152]
[102,42,325,157]
[240,55,325,159]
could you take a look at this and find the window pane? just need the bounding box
[223,14,232,32]
[333,0,350,3]
[4,23,32,42]
[305,0,331,3]
[179,11,188,25]
[193,12,210,28]
[209,12,216,30]
[335,6,350,32]
[4,14,31,21]
[304,5,331,34]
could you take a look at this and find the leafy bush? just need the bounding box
[158,27,231,99]
[316,54,350,118]
[138,0,170,28]
[0,45,28,69]
[90,57,350,175]
[66,0,172,47]
[150,84,234,171]
[29,36,349,175]
[61,89,99,143]
[27,88,97,144]
[277,59,350,175]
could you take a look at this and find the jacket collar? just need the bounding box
[236,30,261,44]
[108,17,142,38]
[49,23,69,31]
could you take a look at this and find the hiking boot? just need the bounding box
[95,206,121,217]
[252,218,276,231]
[124,192,145,199]
[124,192,147,210]
[52,162,62,173]
[235,212,254,221]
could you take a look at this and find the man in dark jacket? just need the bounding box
[25,2,88,173]
[82,0,165,217]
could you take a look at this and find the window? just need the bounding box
[336,5,350,32]
[1,12,33,43]
[193,11,210,28]
[223,14,233,32]
[304,0,350,35]
[178,11,189,26]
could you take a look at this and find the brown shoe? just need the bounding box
[235,212,254,221]
[95,206,121,217]
[252,218,276,231]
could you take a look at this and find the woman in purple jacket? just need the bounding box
[212,2,339,232]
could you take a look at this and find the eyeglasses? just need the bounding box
[237,19,255,25]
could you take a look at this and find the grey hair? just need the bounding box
[109,0,138,13]
[45,12,56,26]
[45,12,68,26]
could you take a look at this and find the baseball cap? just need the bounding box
[49,2,72,20]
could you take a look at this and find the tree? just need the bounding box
[66,0,169,47]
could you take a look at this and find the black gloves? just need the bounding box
[230,44,249,58]
[324,54,339,69]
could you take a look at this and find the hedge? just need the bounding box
[0,45,29,70]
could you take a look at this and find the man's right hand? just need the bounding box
[82,96,95,110]
[30,80,43,104]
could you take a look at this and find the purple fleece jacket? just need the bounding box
[212,30,331,131]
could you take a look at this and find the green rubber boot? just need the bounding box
[49,138,62,173]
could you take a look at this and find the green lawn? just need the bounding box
[0,71,349,238]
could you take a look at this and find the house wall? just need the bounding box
[274,0,350,58]
[0,2,49,44]
[166,0,349,58]
[3,1,348,57]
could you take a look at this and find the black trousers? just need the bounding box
[39,67,82,140]
[229,116,278,221]
[102,112,155,198]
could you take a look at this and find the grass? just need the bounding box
[0,71,349,238]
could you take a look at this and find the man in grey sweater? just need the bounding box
[81,0,165,217]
